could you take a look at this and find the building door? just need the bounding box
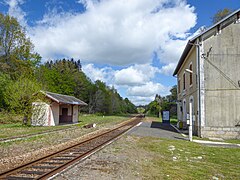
[60,108,72,123]
[62,108,68,119]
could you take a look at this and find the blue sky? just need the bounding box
[0,0,239,105]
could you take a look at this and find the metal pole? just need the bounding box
[189,101,193,141]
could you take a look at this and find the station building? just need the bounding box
[173,9,240,139]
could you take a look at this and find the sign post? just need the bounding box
[162,111,170,124]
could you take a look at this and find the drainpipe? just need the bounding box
[196,39,201,137]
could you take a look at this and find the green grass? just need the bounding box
[0,134,46,147]
[78,114,130,127]
[145,115,162,122]
[225,139,240,144]
[170,118,178,124]
[0,113,130,139]
[146,115,178,125]
[0,123,75,139]
[137,137,240,179]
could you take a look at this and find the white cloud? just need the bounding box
[82,63,115,83]
[114,64,159,86]
[4,0,197,105]
[115,67,145,86]
[28,0,196,65]
[77,0,98,10]
[159,63,177,76]
[157,39,188,64]
[5,0,27,27]
[126,82,171,105]
[129,96,155,106]
[127,82,170,97]
[82,63,171,105]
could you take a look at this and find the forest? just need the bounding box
[0,13,137,124]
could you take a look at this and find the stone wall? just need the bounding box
[201,14,240,137]
[202,126,240,139]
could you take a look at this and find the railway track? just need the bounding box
[0,117,142,180]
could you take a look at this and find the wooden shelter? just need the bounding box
[32,91,87,126]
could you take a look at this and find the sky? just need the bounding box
[0,0,239,105]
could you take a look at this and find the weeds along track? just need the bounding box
[0,116,142,180]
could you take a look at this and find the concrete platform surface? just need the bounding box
[128,121,186,140]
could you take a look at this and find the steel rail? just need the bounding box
[0,116,142,180]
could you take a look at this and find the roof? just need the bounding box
[173,8,240,76]
[42,91,88,106]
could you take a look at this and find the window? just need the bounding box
[183,73,186,90]
[189,64,193,85]
[196,74,198,85]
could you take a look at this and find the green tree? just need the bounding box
[3,77,41,125]
[145,85,177,117]
[146,100,160,116]
[212,8,233,24]
[36,59,137,115]
[36,59,93,103]
[126,98,137,113]
[0,13,41,79]
[0,72,11,108]
[166,85,177,102]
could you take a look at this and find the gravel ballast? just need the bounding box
[0,118,134,173]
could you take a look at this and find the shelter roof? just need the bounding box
[42,91,88,106]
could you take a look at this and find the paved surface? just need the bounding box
[128,122,240,148]
[128,121,186,140]
[193,139,240,148]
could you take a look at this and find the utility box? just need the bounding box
[162,111,170,124]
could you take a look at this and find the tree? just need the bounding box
[0,13,41,79]
[212,8,233,24]
[3,77,41,125]
[166,85,177,102]
[36,59,93,105]
[145,85,178,117]
[146,100,160,116]
[124,98,137,114]
[0,72,11,108]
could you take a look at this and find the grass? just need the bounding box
[170,118,178,124]
[145,115,162,122]
[0,134,46,147]
[137,137,240,179]
[0,112,23,124]
[225,139,240,144]
[78,114,130,127]
[0,123,75,139]
[0,113,130,139]
[145,115,178,125]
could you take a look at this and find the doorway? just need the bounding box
[59,107,72,123]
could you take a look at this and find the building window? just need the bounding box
[189,64,193,85]
[183,73,186,90]
[178,79,180,93]
[196,74,198,85]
